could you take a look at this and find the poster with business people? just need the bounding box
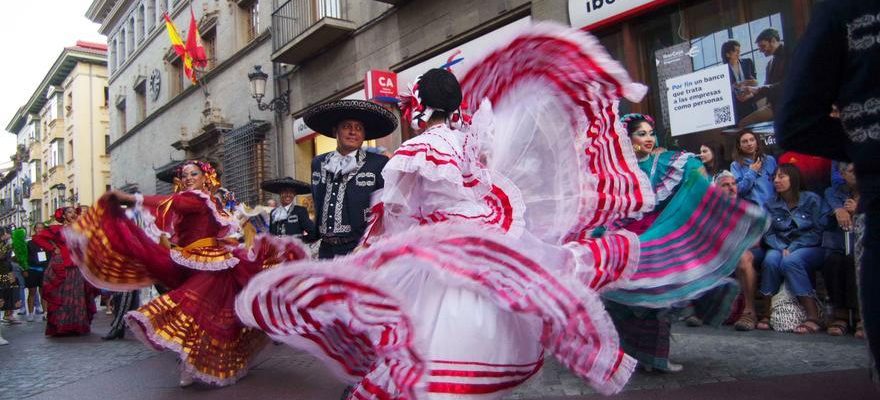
[655,13,785,136]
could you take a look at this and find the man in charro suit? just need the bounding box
[261,177,316,240]
[305,99,397,259]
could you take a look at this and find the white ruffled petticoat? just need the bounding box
[237,223,642,398]
[233,21,739,400]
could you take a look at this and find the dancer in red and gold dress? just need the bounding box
[66,160,308,387]
[33,206,98,336]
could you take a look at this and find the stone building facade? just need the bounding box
[266,0,568,182]
[5,42,110,224]
[87,0,285,204]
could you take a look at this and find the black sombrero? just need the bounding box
[303,99,398,140]
[261,177,311,195]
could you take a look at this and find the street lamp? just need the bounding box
[248,65,289,113]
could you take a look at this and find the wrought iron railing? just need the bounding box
[272,0,346,53]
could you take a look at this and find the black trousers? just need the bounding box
[824,250,859,311]
[108,291,140,335]
[859,197,880,376]
[318,240,359,259]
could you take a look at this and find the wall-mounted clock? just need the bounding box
[148,69,161,101]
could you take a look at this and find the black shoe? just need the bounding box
[101,330,124,340]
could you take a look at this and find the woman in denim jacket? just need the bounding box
[758,163,825,333]
[731,130,777,207]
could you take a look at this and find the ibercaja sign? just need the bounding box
[569,0,677,31]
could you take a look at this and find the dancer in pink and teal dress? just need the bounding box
[602,113,767,372]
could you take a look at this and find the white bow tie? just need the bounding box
[324,151,359,177]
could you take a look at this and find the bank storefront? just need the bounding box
[573,0,818,163]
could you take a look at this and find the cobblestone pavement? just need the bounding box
[510,324,870,398]
[0,311,157,400]
[0,311,871,399]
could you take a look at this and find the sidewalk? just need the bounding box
[1,312,876,399]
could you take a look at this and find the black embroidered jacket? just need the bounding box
[269,203,317,240]
[310,150,389,242]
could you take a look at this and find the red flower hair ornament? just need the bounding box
[172,160,221,193]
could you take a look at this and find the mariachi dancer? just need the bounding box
[262,177,316,240]
[236,23,766,399]
[307,99,395,258]
[67,160,309,387]
[602,113,754,372]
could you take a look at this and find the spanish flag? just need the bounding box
[163,12,196,83]
[186,9,207,69]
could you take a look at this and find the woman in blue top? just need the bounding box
[730,130,776,207]
[758,163,825,333]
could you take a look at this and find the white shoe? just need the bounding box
[26,314,34,322]
[179,370,194,387]
[665,362,684,372]
[641,361,684,373]
[0,337,8,346]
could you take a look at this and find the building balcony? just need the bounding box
[46,121,64,141]
[271,0,356,65]
[46,167,66,188]
[29,143,42,160]
[29,183,42,199]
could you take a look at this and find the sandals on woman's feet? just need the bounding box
[756,317,771,331]
[795,319,823,334]
[734,312,757,331]
[827,320,849,336]
[855,321,865,339]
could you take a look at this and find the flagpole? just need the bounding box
[197,67,209,98]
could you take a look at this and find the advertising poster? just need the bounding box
[665,64,734,136]
[654,13,784,137]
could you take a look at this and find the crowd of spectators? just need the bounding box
[699,131,863,337]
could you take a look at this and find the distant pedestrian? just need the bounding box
[25,223,49,321]
[0,228,22,327]
[9,227,28,319]
[0,297,7,345]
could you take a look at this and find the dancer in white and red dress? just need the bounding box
[236,23,764,399]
